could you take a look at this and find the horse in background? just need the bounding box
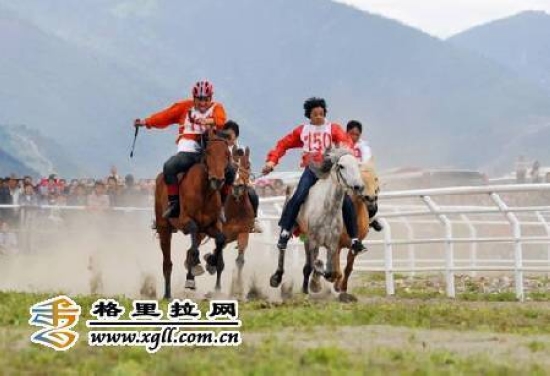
[218,146,255,297]
[269,147,364,294]
[154,130,230,299]
[333,161,380,302]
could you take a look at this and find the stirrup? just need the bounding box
[370,219,383,232]
[219,208,227,224]
[162,202,180,219]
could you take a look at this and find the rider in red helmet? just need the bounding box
[135,80,235,219]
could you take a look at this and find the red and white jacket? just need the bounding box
[352,139,373,163]
[266,121,353,167]
[145,99,227,152]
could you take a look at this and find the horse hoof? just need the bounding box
[230,277,244,298]
[338,292,357,303]
[281,282,293,301]
[204,253,216,266]
[324,272,339,283]
[206,264,216,275]
[309,277,322,294]
[270,272,282,288]
[235,256,245,269]
[185,279,196,290]
[313,259,325,275]
[191,264,205,277]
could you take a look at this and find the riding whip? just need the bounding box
[130,121,140,158]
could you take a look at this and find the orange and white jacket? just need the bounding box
[145,99,227,152]
[266,121,353,168]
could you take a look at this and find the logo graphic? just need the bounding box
[29,295,81,351]
[87,298,242,352]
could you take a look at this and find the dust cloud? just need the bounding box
[0,211,331,301]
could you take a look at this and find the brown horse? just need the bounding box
[333,163,380,302]
[221,146,255,297]
[154,131,230,299]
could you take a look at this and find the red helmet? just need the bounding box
[192,80,214,98]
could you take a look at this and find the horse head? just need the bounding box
[359,161,380,205]
[231,146,251,200]
[204,131,230,191]
[325,147,365,195]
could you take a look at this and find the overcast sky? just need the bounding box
[334,0,550,37]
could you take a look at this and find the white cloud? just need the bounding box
[334,0,550,37]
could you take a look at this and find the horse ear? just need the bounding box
[245,146,250,157]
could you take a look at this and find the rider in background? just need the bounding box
[135,80,235,219]
[347,120,383,232]
[261,97,367,255]
[223,120,263,233]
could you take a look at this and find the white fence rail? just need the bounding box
[256,184,550,301]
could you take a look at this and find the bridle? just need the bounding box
[202,135,230,184]
[331,155,361,193]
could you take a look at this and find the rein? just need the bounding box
[333,158,355,192]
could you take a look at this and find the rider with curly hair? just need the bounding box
[262,97,367,255]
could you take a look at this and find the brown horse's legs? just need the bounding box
[203,226,226,291]
[235,233,248,278]
[158,227,173,300]
[341,249,356,293]
[183,220,204,283]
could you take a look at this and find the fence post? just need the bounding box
[535,211,550,278]
[490,193,524,301]
[422,195,455,298]
[400,216,416,278]
[460,214,477,277]
[379,218,395,296]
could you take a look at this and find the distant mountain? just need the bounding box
[0,147,38,178]
[448,11,550,171]
[449,11,550,92]
[0,6,174,177]
[0,124,80,177]
[2,1,550,175]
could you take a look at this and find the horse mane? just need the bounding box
[308,146,352,179]
[325,146,352,164]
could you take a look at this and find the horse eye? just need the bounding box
[338,164,345,169]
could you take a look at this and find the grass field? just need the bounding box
[1,273,550,375]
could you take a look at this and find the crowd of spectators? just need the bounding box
[0,170,154,209]
[0,166,155,254]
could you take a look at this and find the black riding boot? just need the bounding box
[366,199,383,232]
[163,194,180,219]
